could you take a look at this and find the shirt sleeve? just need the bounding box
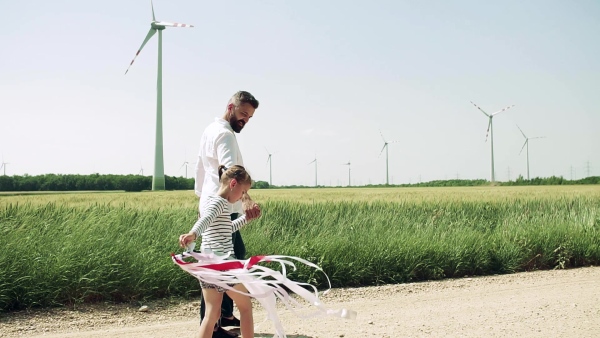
[231,215,248,232]
[190,198,226,237]
[215,132,239,169]
[194,156,204,198]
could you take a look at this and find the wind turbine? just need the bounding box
[308,156,318,187]
[342,161,351,186]
[138,163,144,176]
[470,101,514,183]
[517,125,545,180]
[125,1,193,190]
[180,160,190,178]
[379,131,398,185]
[265,147,273,186]
[0,161,7,176]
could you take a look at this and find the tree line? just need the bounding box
[0,174,192,192]
[0,174,597,192]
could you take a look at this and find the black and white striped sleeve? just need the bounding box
[190,198,226,237]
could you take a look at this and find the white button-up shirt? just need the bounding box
[195,118,244,214]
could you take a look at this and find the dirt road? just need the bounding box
[2,267,599,338]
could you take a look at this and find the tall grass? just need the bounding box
[1,186,599,311]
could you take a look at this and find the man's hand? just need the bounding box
[242,192,261,220]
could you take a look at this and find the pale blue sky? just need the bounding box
[1,0,598,186]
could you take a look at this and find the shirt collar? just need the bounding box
[216,117,234,133]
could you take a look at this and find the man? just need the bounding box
[194,90,261,338]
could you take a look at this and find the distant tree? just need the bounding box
[252,181,270,189]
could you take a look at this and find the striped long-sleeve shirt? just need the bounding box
[191,195,247,256]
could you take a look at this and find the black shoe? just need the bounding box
[212,326,239,338]
[220,316,241,328]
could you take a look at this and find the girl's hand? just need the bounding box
[179,232,197,248]
[245,203,261,221]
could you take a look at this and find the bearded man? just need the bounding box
[194,90,261,338]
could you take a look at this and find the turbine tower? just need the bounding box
[517,125,545,180]
[379,131,398,185]
[0,161,7,176]
[180,160,190,178]
[308,156,318,187]
[470,101,514,183]
[265,147,273,186]
[125,1,193,190]
[342,161,351,186]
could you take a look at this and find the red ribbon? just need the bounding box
[171,253,267,271]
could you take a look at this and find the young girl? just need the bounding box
[179,164,258,338]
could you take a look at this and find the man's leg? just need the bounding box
[232,229,246,260]
[220,213,245,324]
[200,291,207,320]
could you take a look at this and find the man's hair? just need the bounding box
[230,91,259,109]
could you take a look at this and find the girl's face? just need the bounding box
[227,179,251,203]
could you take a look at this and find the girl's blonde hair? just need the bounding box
[218,165,252,185]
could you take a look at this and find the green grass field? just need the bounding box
[1,186,599,311]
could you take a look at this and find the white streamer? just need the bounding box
[172,251,356,338]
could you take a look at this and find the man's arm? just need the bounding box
[194,155,204,198]
[215,131,261,217]
[215,132,239,169]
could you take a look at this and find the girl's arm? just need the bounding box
[179,198,225,248]
[190,198,226,237]
[232,214,248,232]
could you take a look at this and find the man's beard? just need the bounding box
[229,115,245,133]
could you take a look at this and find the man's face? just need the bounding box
[228,102,255,133]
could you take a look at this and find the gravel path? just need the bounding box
[2,267,599,338]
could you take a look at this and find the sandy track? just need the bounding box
[2,267,599,338]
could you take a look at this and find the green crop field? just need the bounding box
[1,186,599,311]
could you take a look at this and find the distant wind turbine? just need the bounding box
[265,147,273,186]
[125,1,193,190]
[180,160,190,178]
[138,163,144,176]
[0,160,8,176]
[379,131,399,185]
[470,101,515,183]
[517,125,545,180]
[308,156,318,187]
[342,161,351,186]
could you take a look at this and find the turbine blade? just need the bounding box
[308,159,315,165]
[378,143,386,157]
[516,124,527,139]
[485,118,492,142]
[151,0,156,21]
[470,101,490,117]
[519,140,527,155]
[530,136,546,140]
[379,130,387,143]
[125,28,157,75]
[154,21,194,28]
[491,104,514,116]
